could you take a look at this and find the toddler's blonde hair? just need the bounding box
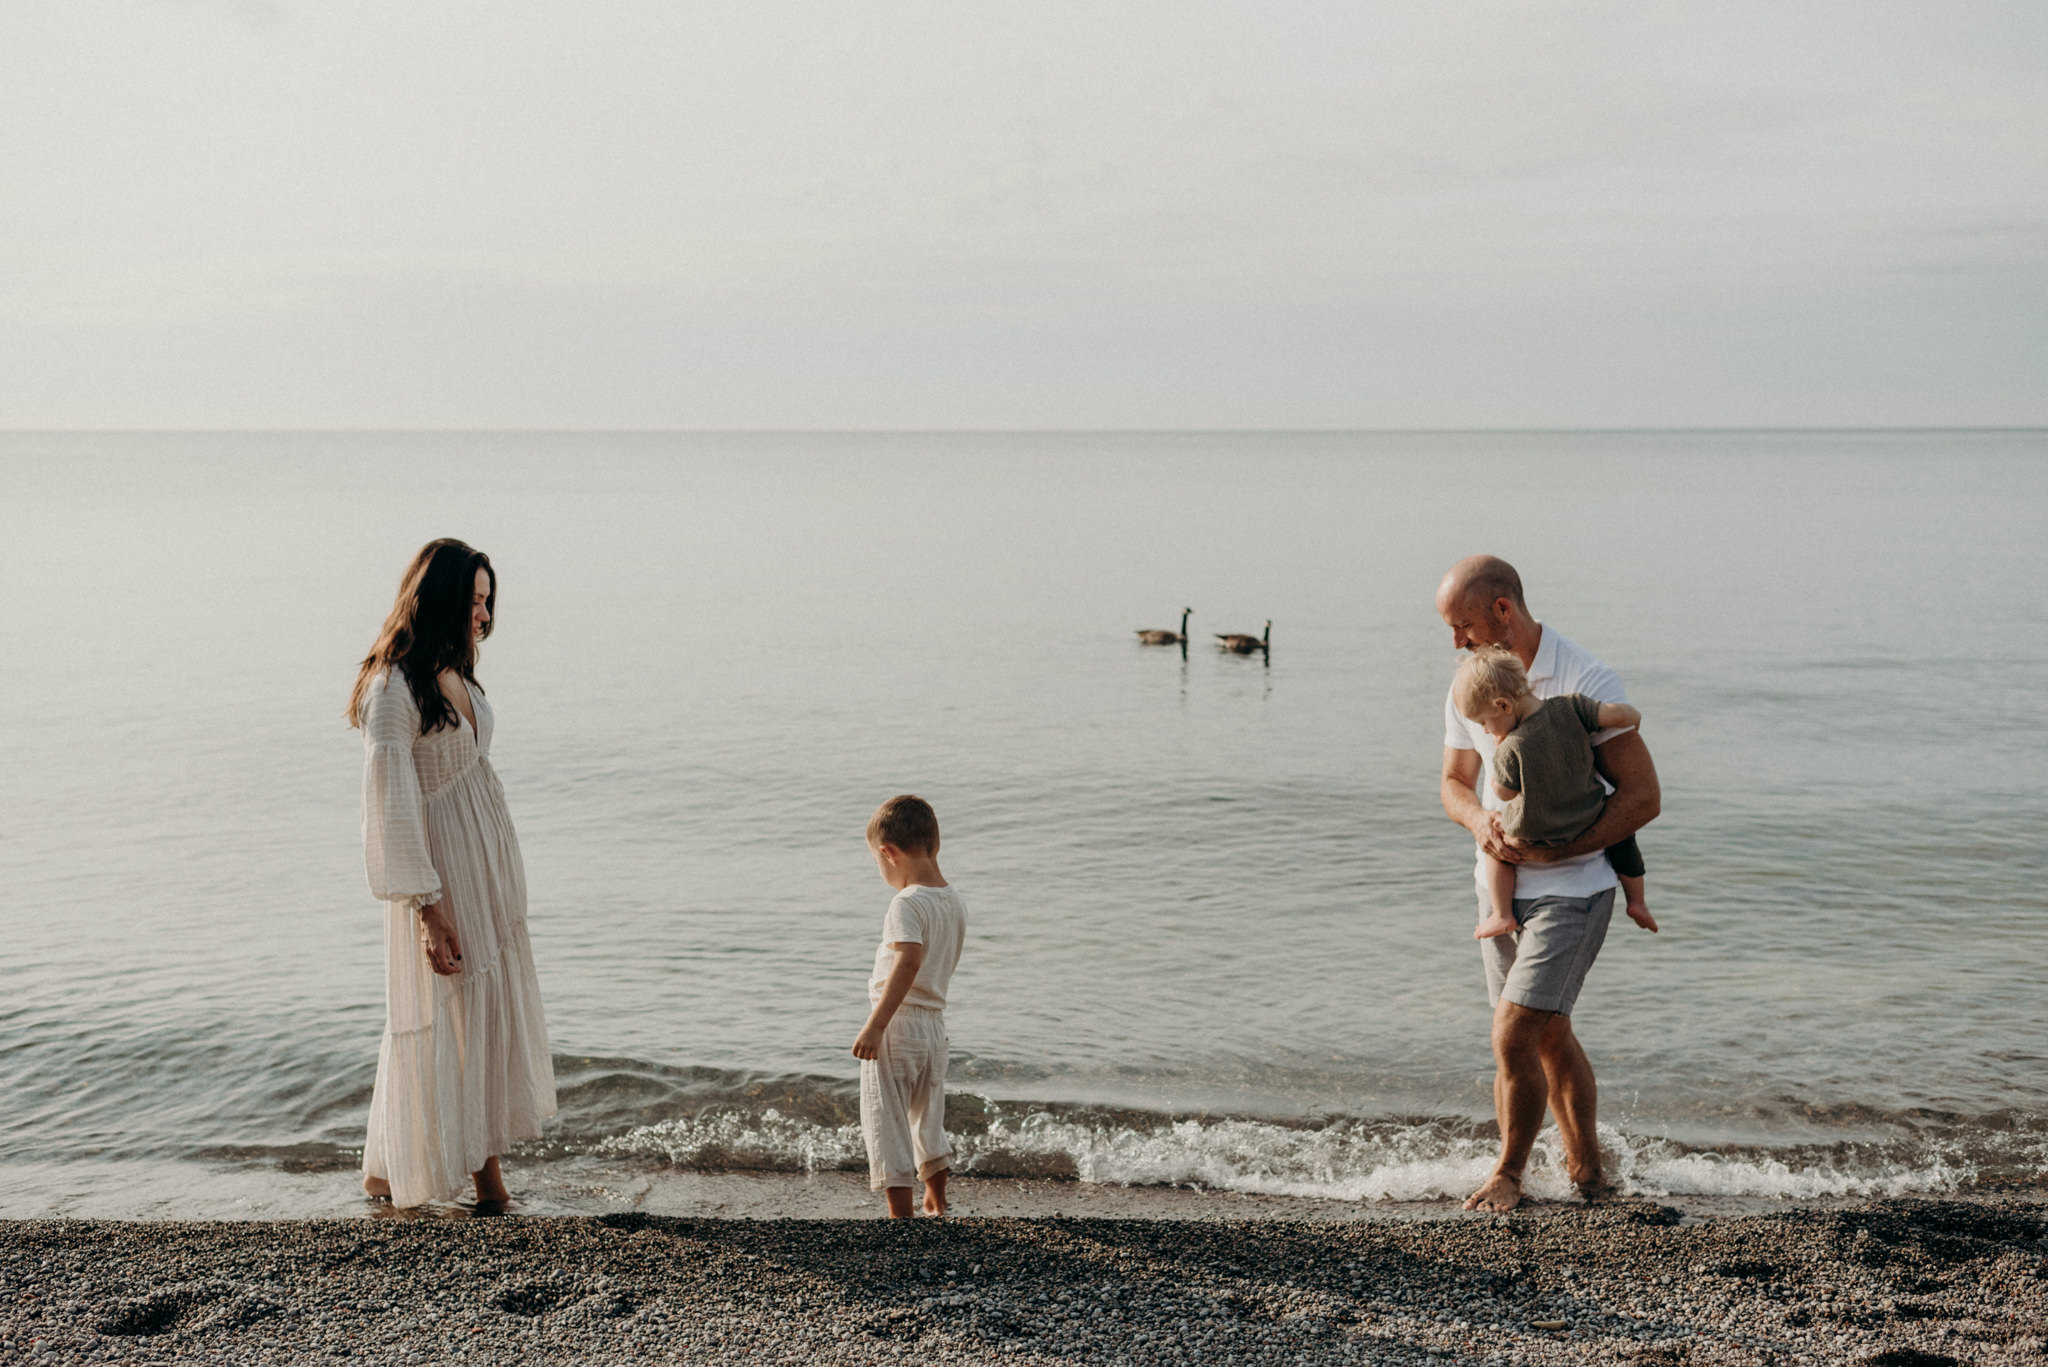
[1453,646,1531,719]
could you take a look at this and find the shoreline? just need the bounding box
[3,1157,2012,1225]
[4,1194,2044,1364]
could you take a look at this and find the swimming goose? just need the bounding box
[1215,621,1271,654]
[1136,608,1192,645]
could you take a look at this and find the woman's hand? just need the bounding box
[418,903,463,975]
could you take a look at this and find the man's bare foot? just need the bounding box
[1474,913,1518,940]
[472,1157,510,1206]
[361,1175,392,1202]
[1576,1175,1617,1202]
[884,1187,916,1219]
[923,1172,948,1217]
[1462,1171,1522,1212]
[1625,900,1659,933]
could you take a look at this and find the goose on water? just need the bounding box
[1136,608,1192,645]
[1215,620,1271,654]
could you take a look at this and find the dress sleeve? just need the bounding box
[362,675,442,912]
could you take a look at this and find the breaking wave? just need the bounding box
[542,1058,2038,1205]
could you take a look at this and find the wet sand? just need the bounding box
[3,1191,2045,1365]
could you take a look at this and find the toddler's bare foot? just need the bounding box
[1474,913,1518,940]
[361,1175,392,1202]
[1626,899,1659,933]
[1462,1171,1522,1212]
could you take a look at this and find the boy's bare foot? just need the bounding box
[473,1157,510,1206]
[1462,1171,1522,1212]
[1474,913,1518,940]
[923,1171,949,1217]
[1625,900,1659,933]
[361,1175,392,1202]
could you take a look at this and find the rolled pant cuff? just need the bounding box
[871,1157,950,1193]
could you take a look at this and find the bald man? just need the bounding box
[1436,555,1661,1212]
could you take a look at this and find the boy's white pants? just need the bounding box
[859,1006,950,1190]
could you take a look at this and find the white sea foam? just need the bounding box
[588,1102,1993,1203]
[1608,1137,1971,1200]
[594,1108,865,1173]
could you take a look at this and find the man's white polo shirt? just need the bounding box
[1443,624,1630,900]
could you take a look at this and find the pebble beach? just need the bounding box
[4,1195,2044,1365]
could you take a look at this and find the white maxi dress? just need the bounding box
[360,671,556,1206]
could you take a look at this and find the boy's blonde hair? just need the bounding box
[1453,646,1531,719]
[867,794,940,855]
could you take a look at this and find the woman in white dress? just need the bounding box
[345,538,556,1208]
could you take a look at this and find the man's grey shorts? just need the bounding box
[1479,888,1615,1016]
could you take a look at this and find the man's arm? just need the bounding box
[1441,747,1525,864]
[1512,730,1661,862]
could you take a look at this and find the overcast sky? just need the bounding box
[1,2,2042,429]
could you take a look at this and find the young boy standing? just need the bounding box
[851,795,967,1218]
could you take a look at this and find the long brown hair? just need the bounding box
[347,539,495,733]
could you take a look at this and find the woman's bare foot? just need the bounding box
[1462,1171,1523,1212]
[923,1171,949,1217]
[361,1175,392,1202]
[1474,912,1518,940]
[472,1156,510,1206]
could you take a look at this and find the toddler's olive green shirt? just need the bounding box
[1494,693,1608,847]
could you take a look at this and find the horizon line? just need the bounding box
[3,425,2045,437]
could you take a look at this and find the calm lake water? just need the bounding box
[1,430,2043,1217]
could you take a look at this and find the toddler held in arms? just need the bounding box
[851,795,968,1218]
[1453,647,1655,939]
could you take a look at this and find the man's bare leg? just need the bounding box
[1537,1016,1610,1198]
[923,1169,949,1217]
[1465,1000,1553,1211]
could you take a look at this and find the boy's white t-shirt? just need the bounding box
[869,883,967,1011]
